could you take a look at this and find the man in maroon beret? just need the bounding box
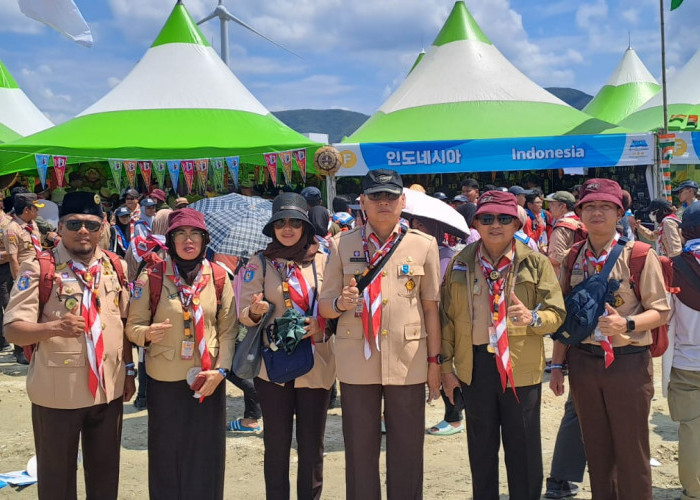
[441,190,565,499]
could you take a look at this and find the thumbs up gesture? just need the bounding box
[338,277,360,312]
[597,303,626,336]
[506,291,532,326]
[58,303,85,338]
[249,293,270,318]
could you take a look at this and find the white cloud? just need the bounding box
[576,0,609,30]
[0,1,43,35]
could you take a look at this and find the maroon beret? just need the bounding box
[475,190,519,218]
[166,208,207,235]
[150,188,166,202]
[575,178,623,210]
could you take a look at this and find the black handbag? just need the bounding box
[231,303,275,379]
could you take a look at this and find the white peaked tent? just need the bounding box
[621,47,700,132]
[583,47,661,125]
[0,58,53,143]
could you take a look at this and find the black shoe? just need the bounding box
[133,397,147,410]
[544,477,579,498]
[15,351,29,365]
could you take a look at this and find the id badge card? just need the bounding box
[488,326,497,353]
[181,340,195,360]
[354,300,363,318]
[594,311,608,342]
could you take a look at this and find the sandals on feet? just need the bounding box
[427,420,464,436]
[227,418,261,433]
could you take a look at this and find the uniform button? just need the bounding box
[103,354,108,361]
[63,359,70,365]
[409,270,414,275]
[382,298,388,305]
[346,330,351,336]
[381,329,389,336]
[382,271,387,277]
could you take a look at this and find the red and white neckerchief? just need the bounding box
[657,214,681,256]
[169,260,212,378]
[25,223,42,255]
[132,234,165,259]
[128,207,141,240]
[68,259,104,398]
[477,242,518,398]
[360,222,407,360]
[279,260,325,337]
[583,233,620,368]
[685,238,700,265]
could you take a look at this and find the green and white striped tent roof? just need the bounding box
[583,47,660,125]
[0,58,53,143]
[0,0,317,174]
[345,1,616,143]
[621,48,700,132]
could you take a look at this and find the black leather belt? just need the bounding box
[575,343,649,357]
[474,344,492,353]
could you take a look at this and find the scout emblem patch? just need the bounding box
[243,269,255,282]
[613,294,624,307]
[17,275,30,291]
[133,285,143,300]
[401,264,410,275]
[65,297,79,311]
[406,279,415,292]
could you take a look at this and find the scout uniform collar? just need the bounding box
[363,220,402,245]
[583,233,620,259]
[54,239,106,266]
[165,256,212,277]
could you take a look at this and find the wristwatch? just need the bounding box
[626,316,636,333]
[217,368,230,378]
[125,362,137,377]
[427,354,444,365]
[529,310,542,328]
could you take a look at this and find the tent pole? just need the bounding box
[660,0,669,134]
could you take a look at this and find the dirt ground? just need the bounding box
[0,343,683,499]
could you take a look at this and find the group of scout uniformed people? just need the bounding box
[0,169,695,500]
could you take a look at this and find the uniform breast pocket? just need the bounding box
[102,277,122,314]
[396,265,424,298]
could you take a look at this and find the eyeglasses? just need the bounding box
[172,230,205,243]
[366,192,401,201]
[581,203,618,213]
[64,220,102,232]
[476,214,516,225]
[273,218,304,230]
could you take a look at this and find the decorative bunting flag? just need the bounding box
[108,159,124,192]
[124,160,137,189]
[53,155,67,187]
[154,161,167,189]
[167,160,181,192]
[264,153,278,187]
[279,151,293,185]
[210,158,225,191]
[671,0,684,10]
[138,161,153,192]
[659,134,676,202]
[181,160,195,193]
[194,159,209,192]
[292,149,307,181]
[225,156,239,189]
[35,154,50,188]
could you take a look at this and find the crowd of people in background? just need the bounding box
[0,170,698,500]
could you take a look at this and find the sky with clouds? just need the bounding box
[1,0,699,125]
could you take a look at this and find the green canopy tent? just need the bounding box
[344,1,619,144]
[0,1,319,179]
[0,58,53,144]
[583,47,661,125]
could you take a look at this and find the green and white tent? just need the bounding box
[620,48,700,132]
[0,1,317,175]
[0,58,53,144]
[583,47,660,125]
[345,1,616,143]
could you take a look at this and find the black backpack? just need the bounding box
[553,238,626,345]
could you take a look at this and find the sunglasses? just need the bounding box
[477,214,516,226]
[172,230,205,243]
[125,196,138,201]
[273,218,304,230]
[367,192,401,201]
[64,220,102,232]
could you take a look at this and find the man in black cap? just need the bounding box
[301,186,323,209]
[509,186,533,207]
[4,192,135,500]
[673,180,699,220]
[320,168,442,500]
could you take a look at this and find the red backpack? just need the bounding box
[628,242,678,357]
[564,240,676,357]
[554,216,588,247]
[25,249,128,362]
[145,254,227,322]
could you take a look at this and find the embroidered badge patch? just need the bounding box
[17,275,30,291]
[243,269,255,282]
[133,286,143,300]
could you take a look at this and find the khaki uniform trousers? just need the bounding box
[668,367,700,500]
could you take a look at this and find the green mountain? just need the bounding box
[546,87,593,110]
[272,109,369,144]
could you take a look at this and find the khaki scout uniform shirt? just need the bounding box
[659,217,683,257]
[3,243,130,409]
[548,214,580,265]
[320,223,441,386]
[126,258,237,382]
[4,216,41,266]
[0,212,13,264]
[239,249,335,389]
[562,237,670,347]
[440,240,565,387]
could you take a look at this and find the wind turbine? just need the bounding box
[197,0,300,67]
